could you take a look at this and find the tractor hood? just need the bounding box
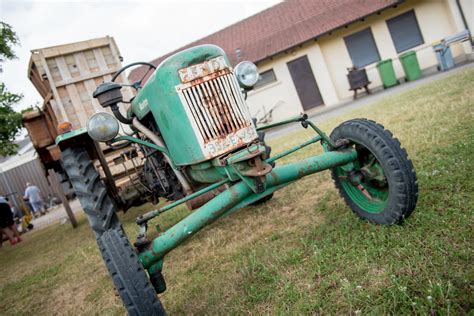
[131,45,258,166]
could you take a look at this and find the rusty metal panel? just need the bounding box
[178,56,228,83]
[176,58,257,159]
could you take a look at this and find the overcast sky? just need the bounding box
[0,0,280,112]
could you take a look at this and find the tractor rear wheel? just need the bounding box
[61,147,166,315]
[330,119,418,225]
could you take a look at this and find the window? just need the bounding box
[344,28,381,68]
[387,10,424,53]
[254,69,277,89]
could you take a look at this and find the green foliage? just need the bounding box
[0,82,23,156]
[21,104,38,114]
[0,22,19,62]
[0,22,23,157]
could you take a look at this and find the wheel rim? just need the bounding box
[336,143,389,213]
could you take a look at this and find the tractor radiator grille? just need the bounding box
[176,68,258,159]
[179,72,253,143]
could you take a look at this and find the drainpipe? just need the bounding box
[455,0,473,45]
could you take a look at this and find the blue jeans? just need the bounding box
[31,201,44,213]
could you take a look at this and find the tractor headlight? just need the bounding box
[235,61,259,89]
[87,112,119,142]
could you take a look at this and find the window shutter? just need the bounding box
[344,28,381,68]
[387,10,424,53]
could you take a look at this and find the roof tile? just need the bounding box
[129,0,399,82]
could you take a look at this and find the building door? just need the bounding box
[287,55,324,110]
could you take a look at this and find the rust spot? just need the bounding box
[298,166,307,178]
[229,187,239,200]
[268,170,279,185]
[177,64,259,159]
[182,69,230,86]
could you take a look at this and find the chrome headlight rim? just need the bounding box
[86,112,120,142]
[234,61,259,89]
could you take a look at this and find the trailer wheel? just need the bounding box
[61,147,166,315]
[330,119,418,225]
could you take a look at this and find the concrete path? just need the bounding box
[266,61,474,139]
[28,199,84,231]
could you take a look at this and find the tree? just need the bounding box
[0,83,23,156]
[0,22,23,157]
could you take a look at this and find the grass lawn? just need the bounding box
[0,67,473,315]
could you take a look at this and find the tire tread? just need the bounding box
[330,119,418,224]
[61,147,166,315]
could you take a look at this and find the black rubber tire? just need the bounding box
[61,147,166,315]
[98,229,166,316]
[330,119,418,225]
[61,147,121,235]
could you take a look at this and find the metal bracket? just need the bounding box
[134,223,150,251]
[226,144,273,193]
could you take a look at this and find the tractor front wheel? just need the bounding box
[61,147,166,315]
[331,119,418,225]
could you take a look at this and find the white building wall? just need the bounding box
[319,0,466,101]
[447,0,474,56]
[247,0,472,125]
[459,0,473,33]
[246,42,338,123]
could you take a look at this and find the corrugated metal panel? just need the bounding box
[0,158,55,210]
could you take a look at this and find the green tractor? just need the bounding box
[57,44,418,314]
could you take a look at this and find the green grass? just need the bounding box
[1,67,473,315]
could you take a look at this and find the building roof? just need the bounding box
[0,136,37,170]
[129,0,400,82]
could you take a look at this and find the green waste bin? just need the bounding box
[399,50,421,81]
[376,59,398,88]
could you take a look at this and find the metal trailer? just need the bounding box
[24,37,142,209]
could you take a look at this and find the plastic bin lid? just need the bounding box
[399,50,416,58]
[377,59,392,66]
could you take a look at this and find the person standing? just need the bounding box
[0,196,21,246]
[24,182,45,216]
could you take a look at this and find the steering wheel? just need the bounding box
[111,62,157,92]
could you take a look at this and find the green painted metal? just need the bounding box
[111,135,170,158]
[186,144,269,185]
[336,168,388,213]
[267,135,322,163]
[55,127,87,145]
[149,260,164,275]
[137,179,230,224]
[219,182,292,219]
[131,45,232,166]
[307,121,336,148]
[226,144,271,193]
[256,114,335,148]
[138,148,357,268]
[256,114,307,131]
[335,152,389,213]
[186,166,228,183]
[224,143,262,164]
